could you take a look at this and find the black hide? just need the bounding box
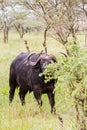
[9,52,56,113]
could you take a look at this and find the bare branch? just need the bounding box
[43,25,50,53]
[24,40,30,53]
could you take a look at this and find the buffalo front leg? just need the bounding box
[47,92,56,114]
[34,91,42,107]
[19,88,28,105]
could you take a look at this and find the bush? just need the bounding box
[44,41,87,129]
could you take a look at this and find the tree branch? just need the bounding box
[43,25,50,53]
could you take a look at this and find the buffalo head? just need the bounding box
[28,53,57,72]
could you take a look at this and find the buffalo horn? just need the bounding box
[29,53,56,66]
[29,53,42,66]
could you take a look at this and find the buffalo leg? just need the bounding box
[19,88,28,105]
[9,85,16,104]
[47,92,56,113]
[34,92,42,107]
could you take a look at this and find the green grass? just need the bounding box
[0,32,77,130]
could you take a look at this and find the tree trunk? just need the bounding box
[4,27,8,43]
[75,100,87,130]
[84,33,87,48]
[14,24,24,39]
[3,21,8,44]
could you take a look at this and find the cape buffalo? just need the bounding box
[9,52,57,113]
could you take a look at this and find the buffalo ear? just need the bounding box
[49,55,57,62]
[52,57,57,62]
